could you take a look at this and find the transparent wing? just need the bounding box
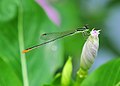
[40,29,76,41]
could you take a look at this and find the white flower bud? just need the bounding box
[80,29,100,71]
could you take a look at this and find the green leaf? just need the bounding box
[0,0,64,86]
[0,58,22,86]
[81,59,120,86]
[61,57,72,86]
[43,73,62,86]
[52,73,61,85]
[0,0,22,80]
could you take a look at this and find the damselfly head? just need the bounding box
[84,24,89,30]
[41,33,47,36]
[76,24,89,32]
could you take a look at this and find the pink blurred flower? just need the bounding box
[36,0,61,26]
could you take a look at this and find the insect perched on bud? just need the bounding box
[78,29,100,78]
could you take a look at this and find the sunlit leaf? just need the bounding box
[61,57,72,86]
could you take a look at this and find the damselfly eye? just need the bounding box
[42,33,47,36]
[84,24,89,29]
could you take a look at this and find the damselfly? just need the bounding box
[23,25,89,53]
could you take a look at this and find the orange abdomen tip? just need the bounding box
[22,49,30,53]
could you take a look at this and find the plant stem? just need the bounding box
[18,0,29,86]
[74,68,88,86]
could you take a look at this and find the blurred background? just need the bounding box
[42,0,120,76]
[0,0,120,86]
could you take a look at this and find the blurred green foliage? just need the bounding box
[0,0,120,86]
[81,59,120,86]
